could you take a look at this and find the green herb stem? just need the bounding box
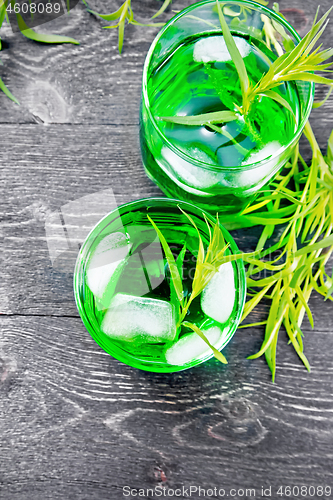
[240,120,333,380]
[148,208,261,364]
[84,0,167,53]
[157,4,333,131]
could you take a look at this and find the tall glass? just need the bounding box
[140,0,314,215]
[74,198,246,372]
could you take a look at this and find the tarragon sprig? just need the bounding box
[158,1,333,128]
[243,6,333,115]
[82,0,169,53]
[148,208,261,365]
[152,0,173,20]
[235,123,333,381]
[151,2,333,379]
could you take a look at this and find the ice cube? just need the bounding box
[101,293,177,343]
[201,262,236,324]
[160,146,219,190]
[237,141,282,187]
[193,35,251,63]
[124,226,165,296]
[165,325,225,365]
[86,232,131,301]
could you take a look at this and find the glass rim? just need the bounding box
[73,197,247,372]
[142,0,315,172]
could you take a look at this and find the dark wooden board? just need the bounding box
[0,124,164,316]
[1,0,333,499]
[1,313,333,500]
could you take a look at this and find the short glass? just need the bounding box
[74,198,246,372]
[140,0,314,215]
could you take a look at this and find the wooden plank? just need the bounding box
[0,124,164,315]
[1,123,332,319]
[0,1,164,124]
[0,314,332,499]
[0,0,332,497]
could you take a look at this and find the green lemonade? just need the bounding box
[140,32,300,214]
[74,200,246,372]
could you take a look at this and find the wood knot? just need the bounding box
[151,465,168,483]
[148,463,178,486]
[207,398,267,446]
[173,398,267,449]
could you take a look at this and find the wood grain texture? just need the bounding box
[0,1,333,499]
[0,124,163,316]
[0,314,333,499]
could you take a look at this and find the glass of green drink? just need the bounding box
[140,0,314,215]
[74,198,246,372]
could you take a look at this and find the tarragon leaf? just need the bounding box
[294,234,333,256]
[250,6,333,111]
[130,20,165,27]
[147,215,183,304]
[151,0,172,19]
[276,8,327,72]
[303,16,332,58]
[87,6,124,21]
[284,314,311,372]
[248,291,286,360]
[178,209,205,296]
[15,13,79,44]
[158,110,237,126]
[205,216,225,264]
[281,73,333,86]
[272,19,294,51]
[313,87,333,110]
[223,6,241,17]
[327,129,333,165]
[117,16,126,54]
[289,265,306,288]
[112,0,129,53]
[0,2,6,29]
[259,89,296,120]
[86,0,165,53]
[170,243,186,318]
[325,270,333,300]
[215,0,249,100]
[0,76,19,104]
[176,243,187,279]
[241,283,273,322]
[295,285,314,328]
[183,321,228,364]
